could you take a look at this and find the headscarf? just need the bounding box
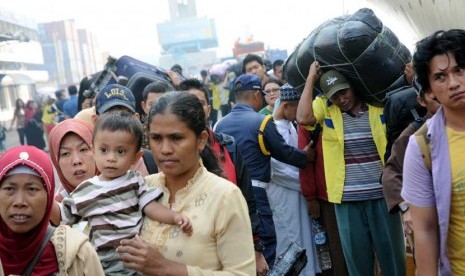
[48,118,96,195]
[0,146,58,275]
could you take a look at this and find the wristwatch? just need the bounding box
[399,201,409,214]
[254,241,265,252]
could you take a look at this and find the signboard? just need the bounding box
[157,17,218,50]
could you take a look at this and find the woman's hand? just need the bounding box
[174,213,193,236]
[116,235,167,275]
[118,235,162,274]
[118,235,188,276]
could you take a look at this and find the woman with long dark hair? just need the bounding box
[9,98,26,145]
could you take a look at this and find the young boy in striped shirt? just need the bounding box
[54,111,192,275]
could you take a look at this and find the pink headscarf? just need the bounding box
[48,118,97,197]
[0,146,58,275]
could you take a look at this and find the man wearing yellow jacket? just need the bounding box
[297,61,405,276]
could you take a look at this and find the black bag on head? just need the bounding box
[284,8,411,106]
[383,85,426,161]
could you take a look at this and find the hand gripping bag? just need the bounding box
[284,8,411,106]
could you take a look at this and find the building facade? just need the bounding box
[38,19,103,88]
[0,9,46,121]
[157,0,219,75]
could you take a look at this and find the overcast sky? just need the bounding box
[2,0,417,64]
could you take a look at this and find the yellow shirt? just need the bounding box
[210,83,221,110]
[42,104,58,124]
[141,165,255,276]
[304,96,386,203]
[446,126,465,275]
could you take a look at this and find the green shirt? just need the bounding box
[259,107,273,115]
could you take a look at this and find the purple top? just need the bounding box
[401,107,451,275]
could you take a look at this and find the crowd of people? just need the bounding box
[6,85,80,152]
[1,28,465,276]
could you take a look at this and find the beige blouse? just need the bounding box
[141,165,255,276]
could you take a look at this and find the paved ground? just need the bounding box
[3,127,49,152]
[4,127,23,150]
[3,127,50,157]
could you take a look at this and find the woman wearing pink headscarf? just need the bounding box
[48,118,98,201]
[0,145,103,275]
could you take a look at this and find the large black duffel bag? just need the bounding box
[86,55,178,115]
[284,8,411,106]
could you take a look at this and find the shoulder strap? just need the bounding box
[258,115,273,156]
[142,148,158,174]
[410,108,421,121]
[22,225,56,275]
[218,132,234,146]
[311,123,322,148]
[414,123,431,172]
[411,117,426,132]
[218,133,236,153]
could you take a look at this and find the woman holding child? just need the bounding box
[53,111,192,275]
[117,92,255,275]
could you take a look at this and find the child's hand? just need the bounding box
[174,213,193,236]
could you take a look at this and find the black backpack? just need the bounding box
[383,86,426,161]
[142,149,158,174]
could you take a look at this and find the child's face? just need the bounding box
[93,130,142,181]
